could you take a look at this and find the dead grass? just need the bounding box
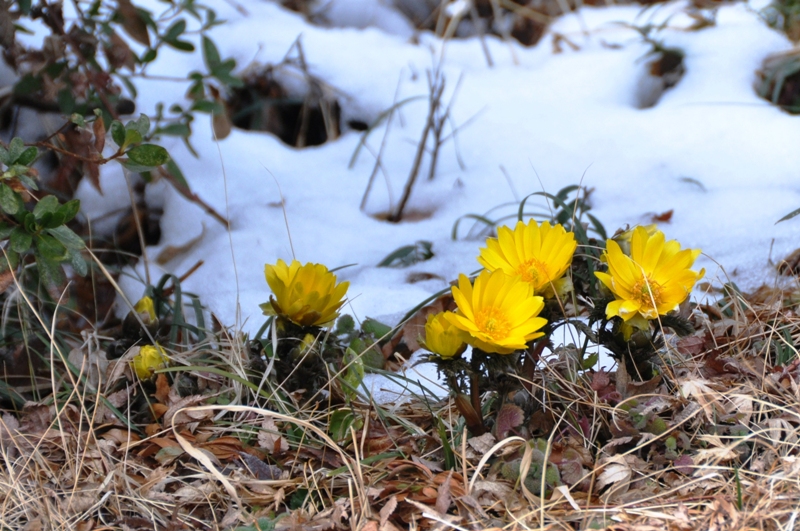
[3,275,800,531]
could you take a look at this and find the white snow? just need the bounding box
[72,0,800,397]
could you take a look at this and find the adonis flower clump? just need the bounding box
[478,219,577,299]
[596,226,704,337]
[264,259,349,327]
[445,270,547,354]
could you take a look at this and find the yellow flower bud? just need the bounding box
[132,344,169,380]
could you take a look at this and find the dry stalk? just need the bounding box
[388,70,445,222]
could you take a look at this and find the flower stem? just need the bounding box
[468,350,487,434]
[522,338,548,395]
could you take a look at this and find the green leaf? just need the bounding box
[68,249,88,277]
[140,48,157,63]
[156,123,191,137]
[10,227,32,254]
[377,241,433,268]
[34,251,66,289]
[57,89,76,114]
[191,99,220,114]
[56,199,81,224]
[70,113,86,127]
[33,195,59,220]
[451,213,496,240]
[212,66,242,88]
[581,352,599,370]
[437,417,456,470]
[361,318,392,340]
[126,144,169,168]
[165,159,189,189]
[110,121,125,147]
[777,206,800,224]
[0,251,19,274]
[328,409,363,442]
[202,35,221,70]
[16,146,37,166]
[164,19,186,41]
[335,314,355,336]
[120,159,152,174]
[13,74,42,97]
[34,233,67,261]
[123,128,143,148]
[17,173,38,191]
[47,226,85,251]
[186,80,206,101]
[37,212,54,228]
[0,223,13,240]
[119,75,138,99]
[21,211,36,233]
[205,9,218,27]
[133,114,150,137]
[17,0,32,15]
[169,40,195,52]
[0,184,22,215]
[340,347,365,401]
[7,138,24,164]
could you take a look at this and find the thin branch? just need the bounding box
[388,71,445,222]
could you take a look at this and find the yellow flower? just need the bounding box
[264,259,349,327]
[132,344,169,380]
[609,224,658,258]
[477,219,577,298]
[595,226,704,334]
[445,270,547,354]
[133,296,157,325]
[420,312,467,359]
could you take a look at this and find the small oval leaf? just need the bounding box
[126,144,169,168]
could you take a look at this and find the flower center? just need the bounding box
[474,306,512,341]
[632,276,663,310]
[516,258,548,286]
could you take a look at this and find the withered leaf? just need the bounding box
[93,118,106,153]
[154,373,170,403]
[434,471,452,515]
[239,451,282,480]
[381,292,455,361]
[212,109,232,140]
[494,403,524,439]
[673,454,694,475]
[650,209,673,223]
[596,455,633,498]
[379,495,397,527]
[677,335,705,356]
[117,0,150,47]
[104,30,136,71]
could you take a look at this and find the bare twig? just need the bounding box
[157,167,230,228]
[388,70,445,222]
[360,74,404,211]
[427,72,464,181]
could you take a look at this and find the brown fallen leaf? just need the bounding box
[650,209,673,223]
[434,471,452,515]
[379,495,398,527]
[156,224,206,265]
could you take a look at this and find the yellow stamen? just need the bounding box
[632,276,663,310]
[475,307,512,341]
[516,258,549,285]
